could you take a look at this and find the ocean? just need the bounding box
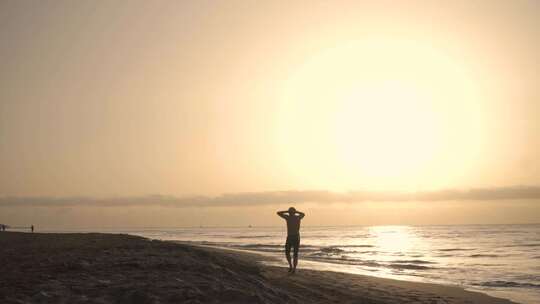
[54,224,540,304]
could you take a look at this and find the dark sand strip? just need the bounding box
[0,232,518,304]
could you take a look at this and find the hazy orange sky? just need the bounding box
[1,1,539,227]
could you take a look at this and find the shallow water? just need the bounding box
[55,224,540,304]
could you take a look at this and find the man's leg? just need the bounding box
[292,236,300,272]
[285,238,293,271]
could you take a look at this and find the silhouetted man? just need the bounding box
[277,207,305,273]
[31,225,34,233]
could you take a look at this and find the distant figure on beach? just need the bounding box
[31,225,34,233]
[1,224,5,231]
[277,207,305,273]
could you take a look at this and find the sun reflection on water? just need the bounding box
[369,225,415,253]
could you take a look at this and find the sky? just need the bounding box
[1,0,539,227]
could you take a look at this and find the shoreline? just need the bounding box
[174,240,534,304]
[179,242,523,304]
[0,232,519,304]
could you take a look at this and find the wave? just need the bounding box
[390,259,436,265]
[226,244,283,253]
[320,244,374,248]
[475,281,540,289]
[236,244,282,248]
[502,243,540,248]
[233,243,322,254]
[348,234,371,238]
[197,241,232,246]
[305,256,435,270]
[468,254,502,258]
[438,248,475,252]
[319,247,344,254]
[305,256,382,268]
[387,263,433,270]
[521,243,540,247]
[231,235,275,239]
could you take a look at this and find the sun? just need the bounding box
[275,38,487,191]
[331,81,441,179]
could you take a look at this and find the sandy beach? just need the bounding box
[0,232,517,304]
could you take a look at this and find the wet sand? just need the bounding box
[0,232,518,304]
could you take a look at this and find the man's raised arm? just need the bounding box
[296,210,305,219]
[277,210,288,219]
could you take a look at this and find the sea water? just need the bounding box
[59,224,540,304]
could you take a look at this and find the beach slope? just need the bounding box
[0,232,517,304]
